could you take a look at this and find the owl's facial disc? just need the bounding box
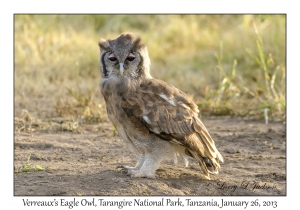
[108,52,136,76]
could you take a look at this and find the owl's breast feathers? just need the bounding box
[114,78,223,176]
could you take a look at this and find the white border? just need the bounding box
[2,1,298,209]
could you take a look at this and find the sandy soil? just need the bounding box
[14,118,286,196]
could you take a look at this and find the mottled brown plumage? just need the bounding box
[98,33,223,179]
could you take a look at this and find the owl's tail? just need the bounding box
[186,149,223,180]
[184,117,224,179]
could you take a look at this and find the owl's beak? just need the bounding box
[119,62,124,76]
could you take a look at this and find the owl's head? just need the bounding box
[98,33,151,79]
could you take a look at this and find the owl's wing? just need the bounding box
[121,79,223,177]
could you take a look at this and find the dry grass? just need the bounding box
[14,14,285,132]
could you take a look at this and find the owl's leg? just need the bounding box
[128,154,161,179]
[132,155,146,170]
[117,155,145,174]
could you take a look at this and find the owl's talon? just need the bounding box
[116,165,130,174]
[121,168,129,173]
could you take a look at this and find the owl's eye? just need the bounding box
[126,53,136,61]
[108,53,117,61]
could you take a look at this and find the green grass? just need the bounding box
[14,14,286,127]
[15,154,46,173]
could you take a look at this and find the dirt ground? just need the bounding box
[13,116,286,196]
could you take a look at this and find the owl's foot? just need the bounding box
[116,165,133,174]
[117,166,156,178]
[129,171,156,179]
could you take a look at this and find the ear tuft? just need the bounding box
[133,36,145,48]
[98,39,110,50]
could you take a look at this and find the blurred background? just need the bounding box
[14,15,286,131]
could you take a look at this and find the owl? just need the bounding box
[98,33,223,179]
